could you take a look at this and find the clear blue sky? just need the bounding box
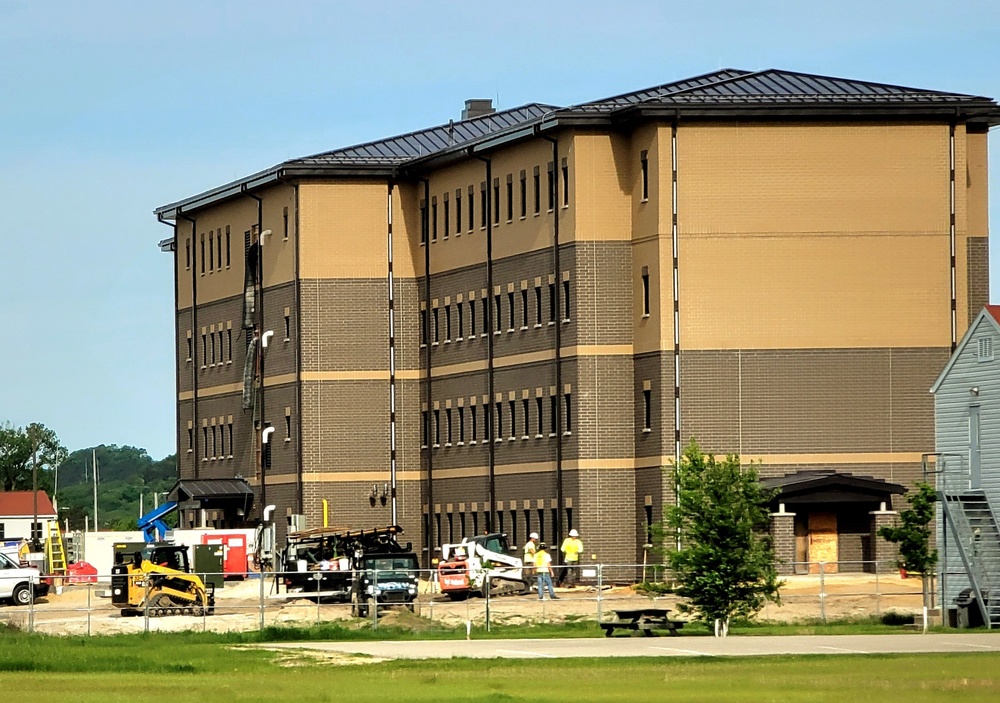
[0,1,997,460]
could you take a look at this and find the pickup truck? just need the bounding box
[0,551,49,605]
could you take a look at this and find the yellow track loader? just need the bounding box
[111,546,215,617]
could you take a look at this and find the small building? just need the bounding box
[0,491,57,544]
[930,306,1000,627]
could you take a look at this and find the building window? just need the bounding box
[522,398,530,438]
[431,197,438,242]
[642,270,650,316]
[524,509,532,540]
[209,231,214,271]
[458,406,466,443]
[509,510,517,545]
[506,176,513,222]
[31,522,43,543]
[563,279,571,321]
[421,410,429,448]
[469,300,476,338]
[480,182,488,228]
[225,226,231,267]
[493,179,500,225]
[419,200,427,245]
[219,423,226,457]
[185,238,191,270]
[212,426,218,458]
[481,298,489,335]
[209,333,215,365]
[468,185,475,231]
[547,163,555,211]
[446,408,453,446]
[187,426,194,451]
[550,395,558,436]
[533,167,541,214]
[548,282,556,323]
[535,286,542,326]
[460,512,467,537]
[285,411,292,441]
[455,189,462,235]
[201,333,207,367]
[447,512,455,543]
[186,335,193,362]
[472,512,479,535]
[537,509,545,543]
[561,158,569,206]
[536,397,544,436]
[640,150,649,201]
[420,309,428,346]
[564,392,572,434]
[494,294,502,333]
[445,305,452,341]
[200,234,206,274]
[216,228,222,270]
[228,422,233,456]
[643,389,652,431]
[509,400,517,439]
[433,307,440,344]
[202,427,208,459]
[443,195,450,238]
[494,402,503,442]
[507,291,515,331]
[433,409,441,447]
[456,302,464,339]
[521,289,529,329]
[470,405,478,442]
[978,337,994,361]
[284,314,291,341]
[519,171,527,218]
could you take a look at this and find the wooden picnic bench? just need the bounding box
[598,607,685,637]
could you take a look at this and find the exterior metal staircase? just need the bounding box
[929,453,1000,629]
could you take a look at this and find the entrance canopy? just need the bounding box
[761,470,905,508]
[168,478,254,516]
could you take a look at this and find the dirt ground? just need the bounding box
[0,572,928,636]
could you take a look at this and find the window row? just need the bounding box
[431,505,574,548]
[188,325,235,367]
[420,278,571,346]
[190,419,235,461]
[422,391,572,449]
[419,159,570,245]
[184,207,291,273]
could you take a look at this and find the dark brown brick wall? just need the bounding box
[300,380,389,473]
[300,279,388,371]
[968,236,990,325]
[770,512,795,575]
[576,468,638,565]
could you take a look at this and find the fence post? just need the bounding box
[485,577,491,632]
[259,567,266,632]
[874,560,881,617]
[818,563,826,624]
[28,582,35,634]
[143,580,151,633]
[86,581,92,637]
[371,569,379,629]
[597,563,604,623]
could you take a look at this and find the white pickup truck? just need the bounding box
[0,551,49,605]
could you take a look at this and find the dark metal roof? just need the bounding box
[169,478,254,501]
[762,470,906,498]
[155,68,999,220]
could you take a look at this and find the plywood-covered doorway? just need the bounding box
[808,511,838,573]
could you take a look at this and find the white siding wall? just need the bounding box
[934,314,1000,605]
[0,516,56,542]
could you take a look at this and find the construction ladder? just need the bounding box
[45,521,68,576]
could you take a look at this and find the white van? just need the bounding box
[0,551,49,605]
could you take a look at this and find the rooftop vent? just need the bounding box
[462,99,495,120]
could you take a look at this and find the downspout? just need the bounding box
[949,123,957,352]
[671,120,682,549]
[421,178,435,563]
[157,214,182,489]
[177,212,199,481]
[386,180,399,525]
[539,131,564,556]
[246,189,266,518]
[473,153,497,531]
[293,183,303,514]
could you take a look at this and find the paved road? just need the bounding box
[264,633,1000,660]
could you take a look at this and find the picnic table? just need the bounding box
[598,607,685,637]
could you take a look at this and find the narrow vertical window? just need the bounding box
[564,392,572,433]
[419,200,427,245]
[457,302,464,338]
[482,298,489,335]
[533,167,541,214]
[548,283,556,323]
[216,228,222,269]
[228,329,233,360]
[421,410,429,447]
[458,406,465,443]
[202,427,208,459]
[209,333,215,365]
[505,175,513,221]
[471,405,478,442]
[563,279,571,321]
[225,225,231,267]
[494,294,502,333]
[443,195,450,238]
[283,207,289,240]
[536,397,544,436]
[643,389,652,431]
[431,197,438,242]
[642,269,650,316]
[507,291,515,331]
[433,307,440,344]
[509,400,516,439]
[521,289,528,329]
[284,313,291,340]
[186,335,193,361]
[455,189,462,234]
[561,158,569,206]
[446,408,453,445]
[469,300,476,338]
[201,333,207,366]
[493,179,500,224]
[535,286,542,326]
[640,150,649,201]
[547,163,555,211]
[209,231,214,271]
[519,170,527,217]
[434,409,441,447]
[200,234,206,274]
[495,402,503,441]
[510,510,518,545]
[550,395,558,435]
[211,426,217,458]
[445,304,452,341]
[185,238,191,270]
[480,182,488,228]
[485,402,492,441]
[468,185,475,231]
[187,426,194,451]
[285,413,291,440]
[420,309,428,345]
[522,398,530,437]
[228,422,233,456]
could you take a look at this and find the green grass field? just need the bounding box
[2,627,998,702]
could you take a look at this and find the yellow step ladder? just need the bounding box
[45,521,67,576]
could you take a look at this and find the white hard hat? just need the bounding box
[569,529,579,537]
[529,532,539,540]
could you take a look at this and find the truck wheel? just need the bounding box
[12,584,31,606]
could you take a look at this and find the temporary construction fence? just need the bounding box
[0,560,931,636]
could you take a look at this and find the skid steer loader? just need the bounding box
[111,545,215,617]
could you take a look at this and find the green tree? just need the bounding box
[878,482,938,608]
[0,421,67,493]
[666,440,781,636]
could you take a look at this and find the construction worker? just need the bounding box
[533,543,557,600]
[523,532,538,579]
[558,529,584,588]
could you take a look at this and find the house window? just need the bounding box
[31,522,43,542]
[509,400,517,439]
[507,291,515,331]
[564,392,573,433]
[642,270,650,316]
[225,226,231,267]
[419,200,427,245]
[561,158,569,206]
[563,280,571,321]
[640,150,649,201]
[521,289,529,329]
[643,389,652,431]
[455,190,462,235]
[519,170,527,218]
[431,197,438,242]
[468,185,475,231]
[434,409,441,447]
[421,411,429,448]
[443,195,450,238]
[185,238,191,270]
[506,176,513,222]
[536,397,544,436]
[977,337,994,362]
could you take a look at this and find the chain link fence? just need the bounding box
[0,560,930,636]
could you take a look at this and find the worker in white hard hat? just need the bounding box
[523,532,539,586]
[558,529,584,588]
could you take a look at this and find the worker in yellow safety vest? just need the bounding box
[558,529,583,587]
[523,532,539,585]
[533,543,557,600]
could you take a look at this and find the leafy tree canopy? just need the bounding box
[0,421,67,492]
[666,440,781,635]
[878,482,938,577]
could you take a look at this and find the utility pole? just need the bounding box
[92,448,99,532]
[31,426,39,550]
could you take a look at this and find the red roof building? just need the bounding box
[0,491,57,518]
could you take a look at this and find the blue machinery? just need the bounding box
[138,502,178,543]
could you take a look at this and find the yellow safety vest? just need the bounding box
[534,550,552,573]
[561,537,583,562]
